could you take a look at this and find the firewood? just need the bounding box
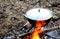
[44,26,60,33]
[17,26,60,37]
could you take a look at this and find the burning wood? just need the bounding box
[24,25,60,39]
[24,21,46,39]
[18,26,60,37]
[29,21,46,39]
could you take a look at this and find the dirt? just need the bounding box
[0,0,60,39]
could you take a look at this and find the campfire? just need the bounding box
[22,8,60,39]
[24,20,46,39]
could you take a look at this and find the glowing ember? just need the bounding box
[24,21,46,39]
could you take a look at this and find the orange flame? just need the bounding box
[24,20,46,39]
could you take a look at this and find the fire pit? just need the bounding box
[23,8,60,39]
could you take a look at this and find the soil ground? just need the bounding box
[0,0,60,39]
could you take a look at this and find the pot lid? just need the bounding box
[25,8,53,21]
